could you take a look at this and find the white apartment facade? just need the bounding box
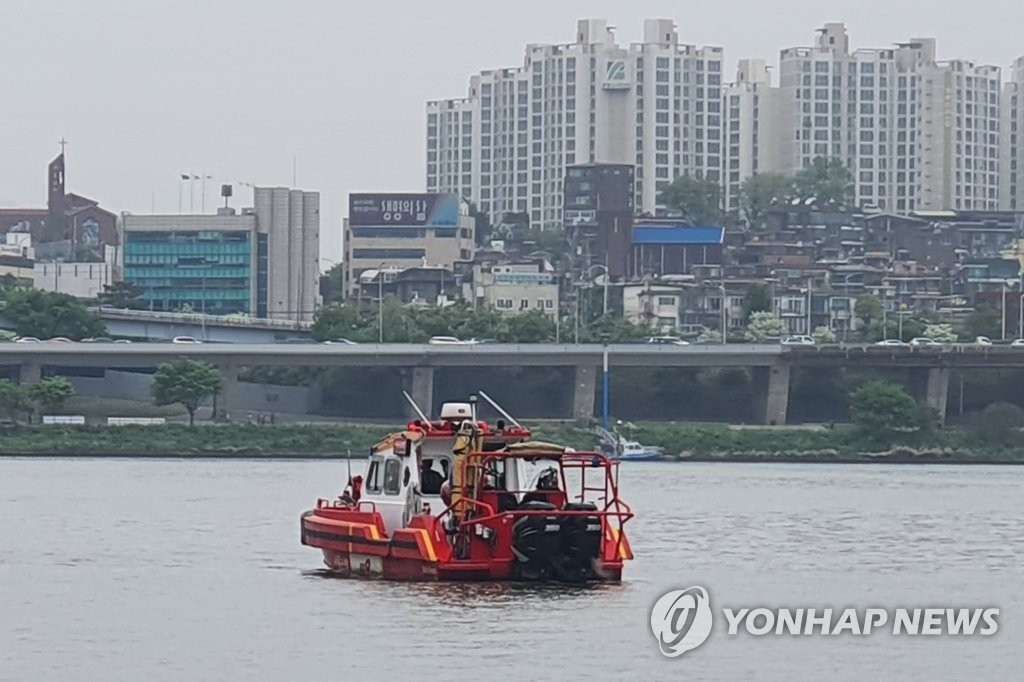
[429,19,1024,229]
[1001,57,1024,210]
[775,23,1002,213]
[722,59,780,212]
[427,18,723,230]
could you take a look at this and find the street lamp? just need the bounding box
[586,264,610,317]
[718,283,727,343]
[378,263,386,344]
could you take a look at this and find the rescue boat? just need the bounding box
[300,392,634,582]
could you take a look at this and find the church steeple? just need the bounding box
[46,141,67,241]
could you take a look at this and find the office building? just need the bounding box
[343,193,475,297]
[563,163,634,279]
[467,260,559,316]
[427,18,723,229]
[121,186,320,321]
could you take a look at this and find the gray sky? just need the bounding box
[2,0,1023,265]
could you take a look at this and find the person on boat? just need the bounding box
[521,467,561,506]
[339,475,363,505]
[420,458,444,495]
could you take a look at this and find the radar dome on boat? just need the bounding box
[439,402,473,420]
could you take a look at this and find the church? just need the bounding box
[0,151,117,262]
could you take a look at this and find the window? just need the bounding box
[496,298,513,310]
[365,456,384,493]
[657,296,677,306]
[520,299,530,310]
[383,458,402,495]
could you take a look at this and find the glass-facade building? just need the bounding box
[123,229,256,315]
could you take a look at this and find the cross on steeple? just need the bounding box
[58,137,68,155]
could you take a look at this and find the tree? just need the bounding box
[743,284,773,323]
[854,294,883,329]
[738,172,793,226]
[745,311,787,342]
[793,157,854,206]
[971,402,1024,446]
[0,379,34,423]
[811,326,837,344]
[922,323,957,343]
[696,329,723,344]
[151,360,222,426]
[30,377,75,414]
[2,288,106,340]
[97,281,145,309]
[964,304,1000,340]
[658,176,722,226]
[849,381,929,437]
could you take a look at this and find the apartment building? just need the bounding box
[427,18,723,229]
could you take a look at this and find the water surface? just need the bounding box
[1,459,1020,681]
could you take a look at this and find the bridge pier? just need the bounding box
[404,367,434,420]
[217,365,240,421]
[572,365,597,422]
[19,361,41,386]
[924,367,950,426]
[752,364,791,426]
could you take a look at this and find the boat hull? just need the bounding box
[301,508,628,583]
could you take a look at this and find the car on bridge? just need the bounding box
[875,339,909,347]
[172,336,202,344]
[14,336,41,343]
[428,336,474,345]
[909,337,942,346]
[781,335,815,346]
[647,336,690,346]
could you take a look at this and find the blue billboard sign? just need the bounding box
[348,193,460,227]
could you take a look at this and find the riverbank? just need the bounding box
[1,422,1023,463]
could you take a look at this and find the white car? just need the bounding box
[14,336,42,343]
[1011,339,1024,347]
[428,336,474,345]
[781,335,815,346]
[323,338,358,345]
[172,336,202,344]
[875,339,908,347]
[974,336,993,346]
[909,337,941,346]
[47,337,74,344]
[647,336,690,346]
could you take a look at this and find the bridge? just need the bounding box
[92,308,312,344]
[4,342,1022,424]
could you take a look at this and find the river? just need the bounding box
[1,459,1020,681]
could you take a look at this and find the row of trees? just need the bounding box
[659,157,853,226]
[0,377,76,423]
[0,287,108,340]
[0,361,222,427]
[312,299,659,344]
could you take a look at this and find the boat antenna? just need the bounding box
[402,389,431,423]
[478,390,523,429]
[346,448,352,484]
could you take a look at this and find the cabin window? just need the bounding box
[383,458,403,495]
[365,456,384,493]
[419,456,451,495]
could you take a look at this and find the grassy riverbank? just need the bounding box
[1,422,1023,463]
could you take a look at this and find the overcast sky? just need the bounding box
[2,0,1023,264]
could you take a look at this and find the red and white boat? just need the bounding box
[300,393,634,582]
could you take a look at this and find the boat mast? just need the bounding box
[402,390,431,422]
[478,390,523,429]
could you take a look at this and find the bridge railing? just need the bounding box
[92,306,312,330]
